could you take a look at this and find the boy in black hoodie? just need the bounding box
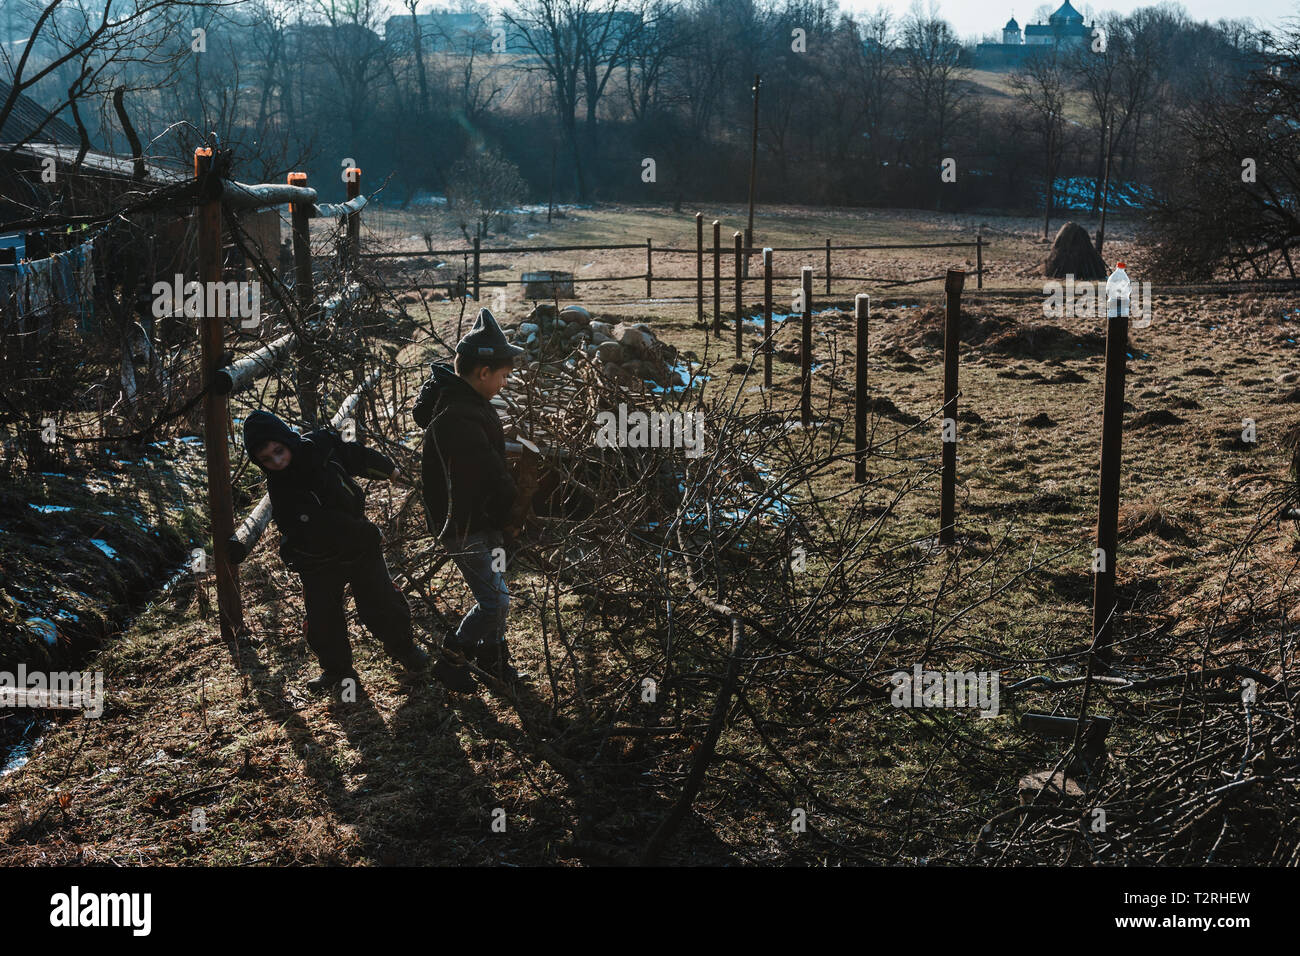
[242,410,431,695]
[413,308,526,683]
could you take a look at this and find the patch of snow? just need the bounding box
[25,617,58,645]
[744,307,838,328]
[650,360,710,394]
[1045,176,1154,212]
[29,504,73,514]
[501,202,590,215]
[1,720,46,778]
[89,539,117,559]
[400,192,448,207]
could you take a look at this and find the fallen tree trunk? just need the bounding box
[226,494,273,565]
[214,333,296,395]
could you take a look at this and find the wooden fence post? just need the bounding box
[976,227,984,290]
[855,293,869,484]
[287,171,320,427]
[940,269,965,545]
[712,220,721,336]
[646,237,653,298]
[1092,275,1129,664]
[696,212,704,326]
[195,147,243,643]
[472,235,481,301]
[825,238,831,295]
[734,231,743,359]
[763,247,773,388]
[801,265,813,427]
[345,166,361,268]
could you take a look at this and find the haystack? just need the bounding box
[1040,221,1107,281]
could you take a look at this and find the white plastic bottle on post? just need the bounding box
[1106,261,1130,319]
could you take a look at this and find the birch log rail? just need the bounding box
[221,179,368,219]
[213,333,296,395]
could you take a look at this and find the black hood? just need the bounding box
[428,362,474,396]
[412,362,485,430]
[243,410,305,471]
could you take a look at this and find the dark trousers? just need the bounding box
[299,546,415,675]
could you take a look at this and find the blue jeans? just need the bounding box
[447,530,509,652]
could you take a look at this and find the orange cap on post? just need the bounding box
[1116,261,1126,269]
[193,146,213,177]
[287,172,308,215]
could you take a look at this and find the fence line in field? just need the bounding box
[360,211,986,304]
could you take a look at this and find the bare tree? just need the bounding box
[0,0,224,159]
[446,144,527,238]
[576,0,640,179]
[309,0,389,143]
[404,0,431,116]
[854,7,896,171]
[505,0,586,197]
[1145,22,1300,279]
[897,2,968,209]
[621,0,677,123]
[1069,11,1123,214]
[1011,44,1072,239]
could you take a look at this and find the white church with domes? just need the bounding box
[976,2,1095,68]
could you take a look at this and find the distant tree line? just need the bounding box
[0,0,1281,237]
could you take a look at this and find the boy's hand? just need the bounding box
[390,466,410,485]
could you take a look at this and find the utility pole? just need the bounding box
[745,73,761,279]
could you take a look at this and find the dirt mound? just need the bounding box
[867,395,921,425]
[1040,221,1107,281]
[898,309,1017,351]
[1023,412,1056,428]
[1036,490,1075,513]
[894,307,1104,361]
[1130,409,1186,429]
[879,345,918,362]
[983,323,1106,359]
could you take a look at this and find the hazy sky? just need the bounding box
[838,0,1299,43]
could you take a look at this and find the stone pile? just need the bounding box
[502,304,681,388]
